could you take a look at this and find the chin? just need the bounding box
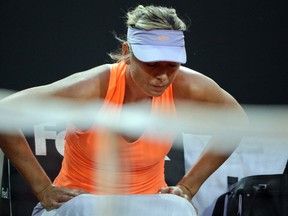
[149,91,164,97]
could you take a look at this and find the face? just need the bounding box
[127,55,180,98]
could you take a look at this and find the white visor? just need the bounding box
[127,27,187,64]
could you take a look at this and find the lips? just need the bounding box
[151,85,166,92]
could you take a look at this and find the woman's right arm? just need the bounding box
[0,64,110,210]
[0,88,88,210]
[0,131,84,210]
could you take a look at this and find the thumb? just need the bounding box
[158,187,171,194]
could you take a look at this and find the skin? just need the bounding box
[0,43,247,211]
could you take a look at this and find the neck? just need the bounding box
[124,88,151,104]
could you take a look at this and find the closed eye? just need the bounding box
[145,62,179,67]
[146,62,157,67]
[168,63,179,67]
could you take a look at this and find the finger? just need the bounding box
[77,189,88,194]
[65,190,79,197]
[181,193,189,200]
[73,189,87,195]
[50,202,62,210]
[158,187,170,194]
[57,189,78,197]
[41,200,62,211]
[60,188,87,197]
[159,187,180,194]
[170,187,182,195]
[56,194,75,203]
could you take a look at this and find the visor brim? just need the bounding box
[131,44,187,64]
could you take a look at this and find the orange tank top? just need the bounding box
[53,62,177,194]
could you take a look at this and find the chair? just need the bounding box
[0,152,12,216]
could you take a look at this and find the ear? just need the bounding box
[122,42,129,55]
[122,42,130,64]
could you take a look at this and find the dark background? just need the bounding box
[0,1,288,215]
[1,0,288,105]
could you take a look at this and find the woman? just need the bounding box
[0,5,246,216]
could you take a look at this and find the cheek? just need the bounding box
[130,67,150,85]
[172,71,179,80]
[136,66,152,80]
[167,70,179,82]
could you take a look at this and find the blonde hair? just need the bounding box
[108,5,187,62]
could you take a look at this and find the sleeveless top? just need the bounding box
[53,62,177,194]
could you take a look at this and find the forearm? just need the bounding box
[177,149,228,197]
[177,135,241,197]
[0,131,52,201]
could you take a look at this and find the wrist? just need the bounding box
[32,178,53,201]
[177,183,194,199]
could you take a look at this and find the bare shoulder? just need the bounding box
[173,66,236,104]
[49,64,111,99]
[6,64,112,101]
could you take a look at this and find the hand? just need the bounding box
[37,184,87,211]
[158,185,192,201]
[158,185,198,214]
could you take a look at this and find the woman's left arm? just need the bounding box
[159,68,248,200]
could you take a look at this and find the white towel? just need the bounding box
[33,194,197,216]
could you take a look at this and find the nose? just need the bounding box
[155,71,169,83]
